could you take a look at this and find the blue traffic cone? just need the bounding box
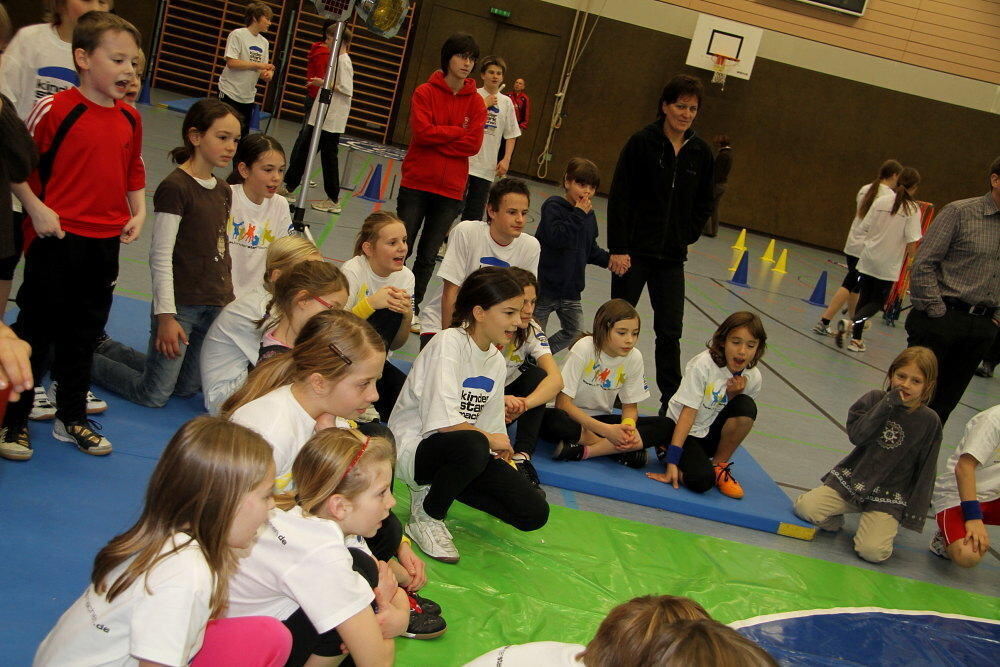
[728,250,750,287]
[357,163,386,203]
[804,270,829,307]
[137,76,152,105]
[250,105,261,131]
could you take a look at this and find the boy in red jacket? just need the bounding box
[398,33,485,330]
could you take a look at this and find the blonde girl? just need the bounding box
[93,99,241,408]
[229,428,445,667]
[226,309,431,610]
[389,267,549,564]
[256,260,348,362]
[794,346,942,563]
[647,311,767,499]
[341,210,414,420]
[226,133,293,298]
[200,235,321,414]
[342,211,414,350]
[35,416,292,666]
[542,299,671,472]
[502,267,563,490]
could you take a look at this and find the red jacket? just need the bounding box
[401,70,486,200]
[507,90,530,130]
[306,41,331,99]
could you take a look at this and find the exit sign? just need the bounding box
[490,7,511,18]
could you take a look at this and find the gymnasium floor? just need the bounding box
[2,92,997,663]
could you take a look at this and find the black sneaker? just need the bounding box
[408,591,441,616]
[512,455,541,486]
[402,610,447,639]
[552,440,584,461]
[612,448,648,469]
[53,418,112,456]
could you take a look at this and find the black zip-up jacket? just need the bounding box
[536,195,610,300]
[607,123,714,261]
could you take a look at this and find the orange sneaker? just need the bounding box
[714,462,744,499]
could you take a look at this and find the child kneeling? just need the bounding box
[647,312,766,499]
[794,347,941,563]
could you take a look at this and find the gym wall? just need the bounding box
[394,0,998,250]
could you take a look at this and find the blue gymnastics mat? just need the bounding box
[532,441,817,541]
[161,96,271,122]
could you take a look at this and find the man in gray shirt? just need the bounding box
[906,156,1000,425]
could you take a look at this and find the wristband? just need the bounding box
[400,535,411,546]
[961,500,984,522]
[351,297,375,319]
[666,444,683,466]
[621,417,636,427]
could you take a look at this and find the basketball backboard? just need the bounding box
[685,14,763,81]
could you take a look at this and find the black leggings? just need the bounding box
[665,394,757,493]
[505,364,548,455]
[282,547,378,666]
[412,430,549,531]
[840,254,862,292]
[851,274,894,340]
[539,407,675,453]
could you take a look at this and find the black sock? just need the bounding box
[821,318,830,325]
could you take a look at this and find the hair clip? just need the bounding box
[328,342,352,365]
[340,436,370,484]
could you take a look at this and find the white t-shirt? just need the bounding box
[218,28,269,103]
[421,220,540,335]
[341,254,416,310]
[34,535,214,667]
[856,193,922,282]
[504,321,551,385]
[468,88,521,182]
[560,337,649,416]
[388,327,507,487]
[666,349,762,438]
[228,184,292,299]
[464,641,586,667]
[230,384,349,493]
[843,182,893,258]
[0,23,78,121]
[200,283,270,415]
[306,53,353,134]
[933,405,1000,514]
[227,506,374,633]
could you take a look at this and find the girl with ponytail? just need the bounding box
[93,99,242,409]
[813,159,902,335]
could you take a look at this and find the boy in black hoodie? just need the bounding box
[535,158,619,354]
[608,75,714,413]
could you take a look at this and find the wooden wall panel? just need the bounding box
[658,0,1000,83]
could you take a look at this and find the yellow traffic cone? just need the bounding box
[772,248,788,274]
[732,228,747,251]
[760,239,776,263]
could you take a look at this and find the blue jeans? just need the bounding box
[92,305,222,408]
[396,186,463,310]
[534,295,583,354]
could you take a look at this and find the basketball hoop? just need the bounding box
[711,54,739,90]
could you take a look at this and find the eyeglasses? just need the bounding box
[313,295,339,309]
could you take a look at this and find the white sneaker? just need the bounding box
[53,418,112,456]
[29,386,57,421]
[46,382,108,415]
[929,531,950,559]
[436,241,448,261]
[308,180,318,187]
[847,339,867,353]
[405,486,459,563]
[410,313,421,334]
[311,199,342,214]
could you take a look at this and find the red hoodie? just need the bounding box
[306,41,331,99]
[401,70,486,200]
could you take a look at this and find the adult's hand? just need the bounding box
[609,254,630,276]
